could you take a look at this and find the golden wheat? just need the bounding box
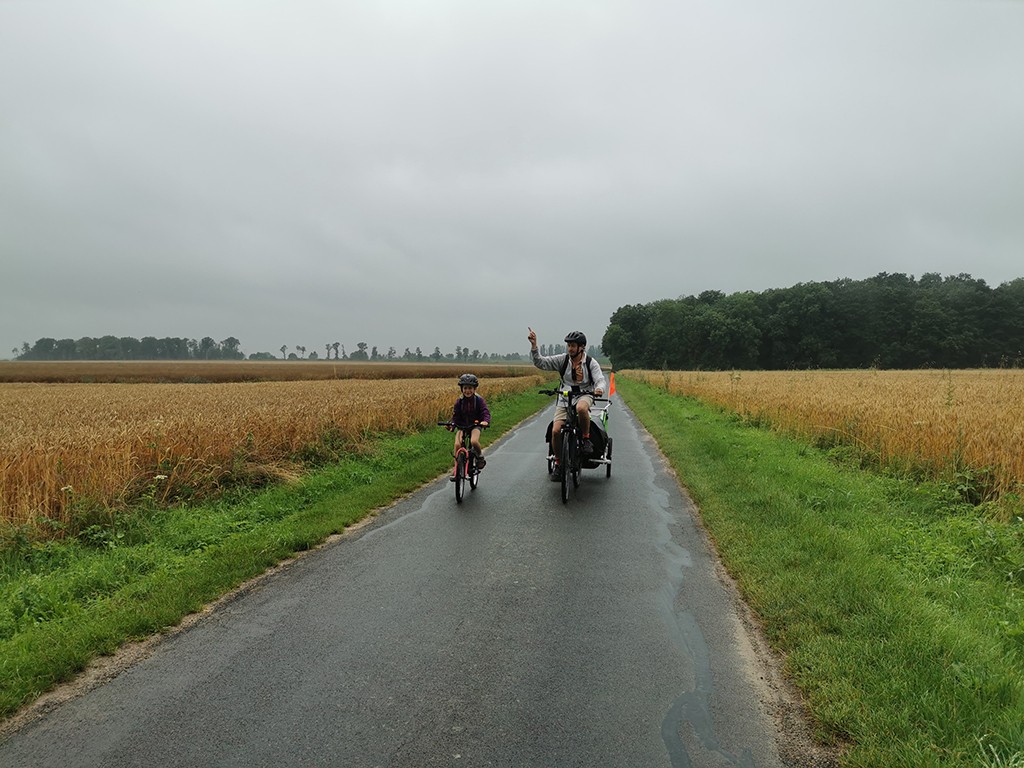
[0,375,543,528]
[624,369,1024,498]
[0,360,538,384]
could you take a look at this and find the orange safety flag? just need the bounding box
[608,372,616,396]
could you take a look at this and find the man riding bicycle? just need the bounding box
[528,327,606,482]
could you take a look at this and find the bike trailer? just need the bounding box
[581,420,609,469]
[544,418,609,469]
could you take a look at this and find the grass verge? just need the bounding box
[619,377,1024,768]
[0,387,547,723]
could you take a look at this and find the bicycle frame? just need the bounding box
[540,387,610,503]
[438,421,486,503]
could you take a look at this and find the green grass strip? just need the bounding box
[618,377,1024,768]
[0,387,549,721]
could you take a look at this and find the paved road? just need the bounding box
[1,402,791,767]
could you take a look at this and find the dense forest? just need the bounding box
[601,272,1024,370]
[10,336,538,363]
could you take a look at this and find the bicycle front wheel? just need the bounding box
[560,434,571,504]
[455,453,466,503]
[469,454,479,490]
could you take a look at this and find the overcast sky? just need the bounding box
[2,1,1022,359]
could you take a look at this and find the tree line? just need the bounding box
[11,336,540,363]
[601,272,1024,370]
[14,336,246,361]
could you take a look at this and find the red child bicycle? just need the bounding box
[437,421,487,503]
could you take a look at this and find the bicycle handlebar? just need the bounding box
[437,421,489,429]
[538,388,609,403]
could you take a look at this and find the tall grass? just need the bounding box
[624,369,1024,507]
[0,375,544,532]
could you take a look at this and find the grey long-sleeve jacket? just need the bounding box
[531,348,607,404]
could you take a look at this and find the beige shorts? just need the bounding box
[553,394,594,423]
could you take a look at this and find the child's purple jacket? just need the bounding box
[452,394,490,428]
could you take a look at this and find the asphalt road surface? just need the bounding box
[1,402,800,768]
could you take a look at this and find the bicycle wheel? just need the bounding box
[469,454,478,490]
[570,436,581,489]
[560,432,571,504]
[454,453,466,503]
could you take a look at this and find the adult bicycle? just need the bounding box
[437,421,487,503]
[539,387,612,504]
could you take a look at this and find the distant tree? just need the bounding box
[350,342,369,361]
[198,337,217,359]
[296,345,306,359]
[51,338,74,359]
[26,338,57,360]
[140,336,160,359]
[991,278,1024,365]
[280,345,287,360]
[69,336,96,360]
[220,337,243,360]
[97,335,121,360]
[370,346,379,361]
[166,338,191,359]
[430,346,443,361]
[386,346,396,360]
[332,342,341,360]
[415,346,424,361]
[309,351,319,359]
[248,351,276,360]
[601,271,1023,370]
[325,343,331,360]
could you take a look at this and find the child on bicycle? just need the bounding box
[448,373,491,468]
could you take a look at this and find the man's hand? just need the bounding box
[595,389,604,397]
[527,326,537,348]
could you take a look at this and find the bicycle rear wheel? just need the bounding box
[570,437,581,489]
[469,454,479,490]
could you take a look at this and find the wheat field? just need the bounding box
[0,360,538,384]
[623,369,1024,500]
[0,374,543,529]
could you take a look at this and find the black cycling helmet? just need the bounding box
[564,331,587,346]
[458,373,479,387]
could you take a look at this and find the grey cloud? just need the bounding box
[3,1,1022,358]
